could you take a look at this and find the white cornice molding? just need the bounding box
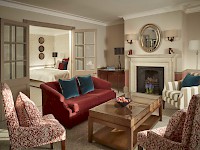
[122,5,183,20]
[185,6,200,14]
[0,0,107,26]
[122,1,200,20]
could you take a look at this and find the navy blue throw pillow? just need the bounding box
[77,75,94,94]
[181,74,200,88]
[58,78,79,99]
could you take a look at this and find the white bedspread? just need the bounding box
[30,68,70,82]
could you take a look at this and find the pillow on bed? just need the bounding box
[58,58,69,70]
[59,78,79,99]
[58,61,68,70]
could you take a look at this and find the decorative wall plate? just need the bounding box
[38,37,44,44]
[38,45,44,52]
[39,53,45,60]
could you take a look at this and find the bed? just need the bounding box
[30,67,70,82]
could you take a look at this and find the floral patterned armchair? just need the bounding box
[1,83,66,150]
[137,94,200,150]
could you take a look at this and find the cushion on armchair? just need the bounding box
[15,92,41,127]
[181,73,200,88]
[164,109,187,142]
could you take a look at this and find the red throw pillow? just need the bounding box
[62,58,69,62]
[58,63,64,70]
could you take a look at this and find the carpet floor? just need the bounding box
[0,114,172,150]
[0,85,177,150]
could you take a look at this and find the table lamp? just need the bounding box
[52,52,58,67]
[114,47,124,69]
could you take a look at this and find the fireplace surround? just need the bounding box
[128,54,178,94]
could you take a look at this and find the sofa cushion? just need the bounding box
[181,73,200,88]
[77,75,94,94]
[64,94,98,111]
[64,89,115,112]
[59,78,79,99]
[88,89,116,103]
[15,92,41,127]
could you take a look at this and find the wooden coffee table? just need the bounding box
[88,92,162,150]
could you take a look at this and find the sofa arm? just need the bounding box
[178,85,200,109]
[92,77,112,90]
[164,80,182,91]
[40,84,72,116]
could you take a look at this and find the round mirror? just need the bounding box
[139,24,161,53]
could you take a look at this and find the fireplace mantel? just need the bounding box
[128,54,179,93]
[127,54,179,58]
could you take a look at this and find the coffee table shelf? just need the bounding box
[88,93,162,150]
[92,115,160,150]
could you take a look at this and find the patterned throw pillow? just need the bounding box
[15,92,41,127]
[164,109,187,142]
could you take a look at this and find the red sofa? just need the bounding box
[40,77,116,128]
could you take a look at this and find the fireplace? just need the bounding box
[128,54,178,94]
[137,66,164,95]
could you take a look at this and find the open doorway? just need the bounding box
[24,20,74,110]
[29,25,72,86]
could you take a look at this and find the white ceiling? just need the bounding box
[2,0,200,25]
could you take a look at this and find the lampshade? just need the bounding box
[114,47,124,55]
[52,52,58,57]
[164,30,178,38]
[125,34,137,41]
[189,40,200,51]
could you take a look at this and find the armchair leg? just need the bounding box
[50,143,53,149]
[61,140,65,150]
[138,145,143,150]
[163,100,165,109]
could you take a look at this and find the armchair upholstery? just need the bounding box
[137,94,200,150]
[1,83,66,150]
[162,72,200,109]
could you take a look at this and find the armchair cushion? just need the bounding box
[77,75,94,94]
[15,92,41,127]
[164,109,187,142]
[181,73,200,88]
[59,77,79,99]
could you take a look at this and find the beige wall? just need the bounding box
[106,24,124,68]
[185,12,200,70]
[124,11,200,72]
[30,34,54,67]
[54,34,71,70]
[125,11,184,72]
[0,5,107,68]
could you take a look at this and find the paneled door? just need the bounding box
[72,29,96,77]
[0,18,29,121]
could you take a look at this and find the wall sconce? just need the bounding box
[125,34,137,44]
[189,40,200,69]
[164,30,178,42]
